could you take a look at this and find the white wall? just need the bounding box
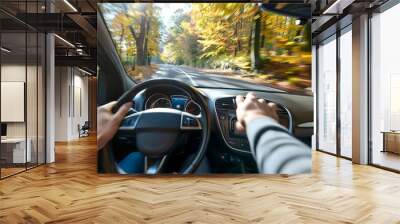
[72,72,89,138]
[1,65,26,135]
[55,67,89,141]
[55,67,69,141]
[1,63,46,164]
[1,82,25,122]
[1,65,30,137]
[1,65,26,148]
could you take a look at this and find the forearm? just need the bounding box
[246,117,311,174]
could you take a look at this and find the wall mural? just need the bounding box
[97,3,313,175]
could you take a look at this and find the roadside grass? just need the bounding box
[124,61,312,96]
[188,61,312,95]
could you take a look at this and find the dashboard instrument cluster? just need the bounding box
[145,94,201,116]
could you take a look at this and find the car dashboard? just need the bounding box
[214,96,292,153]
[134,86,313,173]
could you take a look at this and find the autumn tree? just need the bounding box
[162,9,200,66]
[251,7,262,70]
[103,3,161,68]
[103,2,310,84]
[123,4,157,66]
[101,2,311,93]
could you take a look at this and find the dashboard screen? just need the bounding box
[171,96,188,111]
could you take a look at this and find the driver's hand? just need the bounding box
[97,101,133,150]
[235,92,279,133]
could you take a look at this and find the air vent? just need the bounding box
[216,97,288,114]
[215,97,236,109]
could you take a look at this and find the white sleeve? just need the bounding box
[246,117,311,174]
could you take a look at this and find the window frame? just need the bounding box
[315,20,353,160]
[0,1,47,180]
[367,0,400,172]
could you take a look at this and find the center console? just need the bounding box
[215,97,292,153]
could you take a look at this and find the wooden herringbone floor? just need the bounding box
[1,136,400,223]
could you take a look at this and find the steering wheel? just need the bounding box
[102,79,210,174]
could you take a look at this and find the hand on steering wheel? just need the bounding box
[100,79,210,175]
[97,101,133,149]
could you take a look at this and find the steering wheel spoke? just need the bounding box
[114,113,140,147]
[180,112,202,131]
[144,155,168,174]
[120,112,140,130]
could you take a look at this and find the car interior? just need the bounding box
[97,4,313,174]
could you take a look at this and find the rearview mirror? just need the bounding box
[260,3,311,21]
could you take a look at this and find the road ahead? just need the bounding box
[148,64,285,92]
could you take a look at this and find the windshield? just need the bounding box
[99,3,311,95]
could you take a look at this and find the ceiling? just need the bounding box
[0,0,97,73]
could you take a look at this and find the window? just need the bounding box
[0,1,47,179]
[370,3,400,171]
[317,35,337,154]
[339,27,352,158]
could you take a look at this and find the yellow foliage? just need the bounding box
[101,2,311,92]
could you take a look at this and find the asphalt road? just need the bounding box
[149,64,285,92]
